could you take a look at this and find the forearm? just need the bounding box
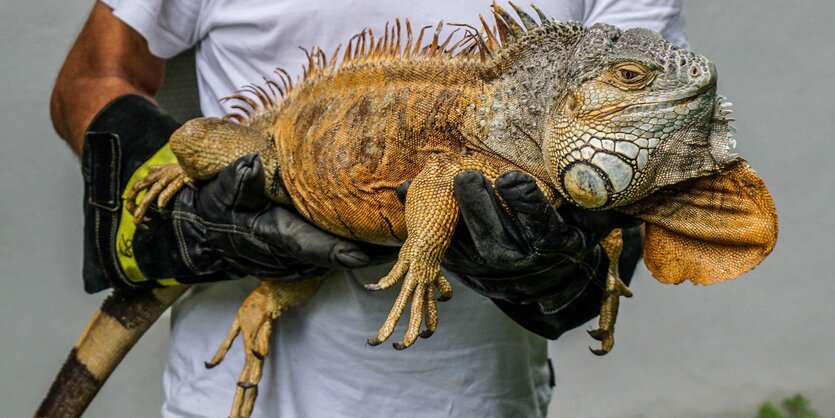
[51,75,153,155]
[50,1,164,155]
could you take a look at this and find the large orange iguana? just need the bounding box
[37,3,777,418]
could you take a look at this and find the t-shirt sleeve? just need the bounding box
[578,0,689,48]
[100,0,203,58]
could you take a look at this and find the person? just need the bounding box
[51,1,687,416]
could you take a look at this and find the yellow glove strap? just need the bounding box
[116,143,182,286]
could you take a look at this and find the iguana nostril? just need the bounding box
[563,163,608,208]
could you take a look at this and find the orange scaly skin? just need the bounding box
[48,4,777,418]
[276,60,506,244]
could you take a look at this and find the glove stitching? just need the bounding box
[173,209,246,235]
[94,209,109,278]
[171,210,207,234]
[173,215,199,274]
[201,221,243,234]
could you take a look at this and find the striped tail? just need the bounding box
[35,286,188,418]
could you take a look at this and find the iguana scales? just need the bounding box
[37,3,778,417]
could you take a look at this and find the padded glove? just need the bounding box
[133,154,378,281]
[398,170,642,339]
[81,95,386,292]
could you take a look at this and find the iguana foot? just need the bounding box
[588,274,632,355]
[588,229,633,356]
[205,278,323,418]
[125,164,188,224]
[365,245,453,350]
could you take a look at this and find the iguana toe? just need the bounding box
[125,163,187,224]
[369,254,449,349]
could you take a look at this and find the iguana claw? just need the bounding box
[589,346,610,356]
[587,328,608,341]
[125,163,188,223]
[366,246,452,350]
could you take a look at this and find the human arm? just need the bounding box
[55,2,385,291]
[51,1,164,155]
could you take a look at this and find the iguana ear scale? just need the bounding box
[619,159,778,285]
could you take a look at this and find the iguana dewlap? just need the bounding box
[39,4,778,418]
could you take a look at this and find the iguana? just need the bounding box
[37,3,778,418]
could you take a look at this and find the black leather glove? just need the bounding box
[133,154,378,281]
[400,170,642,339]
[81,95,386,292]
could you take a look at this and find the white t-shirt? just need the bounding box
[102,1,687,417]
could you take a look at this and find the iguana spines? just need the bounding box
[219,3,582,132]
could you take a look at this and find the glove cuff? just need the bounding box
[81,95,226,292]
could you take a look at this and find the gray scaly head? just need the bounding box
[542,24,736,209]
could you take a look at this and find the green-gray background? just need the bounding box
[1,1,832,417]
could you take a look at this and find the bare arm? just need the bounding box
[51,1,165,155]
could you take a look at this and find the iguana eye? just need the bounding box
[611,63,653,87]
[620,69,639,80]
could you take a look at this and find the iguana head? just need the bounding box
[543,24,735,209]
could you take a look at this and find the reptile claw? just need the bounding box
[587,328,607,341]
[589,346,610,356]
[419,329,434,339]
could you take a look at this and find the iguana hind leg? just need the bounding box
[206,277,325,418]
[588,228,633,355]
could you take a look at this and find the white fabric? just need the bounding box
[101,1,687,417]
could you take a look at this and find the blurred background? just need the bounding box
[1,1,832,417]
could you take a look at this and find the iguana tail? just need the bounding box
[35,285,188,418]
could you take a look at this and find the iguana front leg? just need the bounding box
[365,155,461,349]
[587,228,633,355]
[126,117,282,222]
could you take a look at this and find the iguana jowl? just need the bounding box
[38,3,778,418]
